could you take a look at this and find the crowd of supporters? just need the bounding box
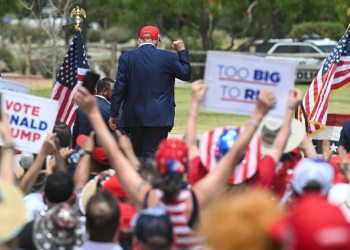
[1,80,350,250]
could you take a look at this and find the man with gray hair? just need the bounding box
[109,26,191,160]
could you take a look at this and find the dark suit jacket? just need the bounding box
[339,120,350,152]
[72,96,112,149]
[110,44,191,128]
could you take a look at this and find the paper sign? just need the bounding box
[0,90,58,153]
[202,51,296,119]
[0,78,29,94]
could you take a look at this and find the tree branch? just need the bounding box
[163,0,200,30]
[225,0,258,51]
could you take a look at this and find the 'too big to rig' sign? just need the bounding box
[0,90,58,153]
[202,51,296,119]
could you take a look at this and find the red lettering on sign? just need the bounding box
[5,101,13,111]
[32,106,40,117]
[13,103,21,112]
[20,130,31,140]
[33,133,41,142]
[23,104,31,114]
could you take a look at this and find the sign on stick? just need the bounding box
[0,78,29,94]
[202,51,296,119]
[0,90,58,153]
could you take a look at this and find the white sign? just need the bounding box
[0,78,29,94]
[0,90,58,153]
[202,51,296,119]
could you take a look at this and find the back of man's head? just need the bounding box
[86,190,120,242]
[96,78,114,94]
[53,121,71,148]
[44,171,74,206]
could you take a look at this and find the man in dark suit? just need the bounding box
[109,26,191,160]
[72,78,115,149]
[339,120,350,152]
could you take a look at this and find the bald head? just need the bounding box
[86,191,120,242]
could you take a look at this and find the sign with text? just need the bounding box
[202,51,296,119]
[0,78,29,94]
[0,90,58,153]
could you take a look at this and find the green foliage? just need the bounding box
[103,27,132,43]
[290,22,345,40]
[0,47,15,70]
[5,23,47,44]
[88,29,102,43]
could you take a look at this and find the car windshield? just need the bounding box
[317,45,336,53]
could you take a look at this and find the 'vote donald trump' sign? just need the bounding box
[0,90,58,153]
[202,51,296,119]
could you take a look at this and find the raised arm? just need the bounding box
[74,131,95,190]
[74,87,152,210]
[298,133,317,158]
[109,55,127,130]
[185,80,208,160]
[19,133,56,194]
[267,89,302,163]
[115,130,141,170]
[172,41,191,81]
[0,113,15,184]
[193,90,276,210]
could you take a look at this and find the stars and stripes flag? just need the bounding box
[298,25,350,138]
[199,126,261,185]
[51,31,90,128]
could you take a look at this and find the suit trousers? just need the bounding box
[130,126,170,160]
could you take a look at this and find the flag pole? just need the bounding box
[299,103,308,135]
[71,6,87,33]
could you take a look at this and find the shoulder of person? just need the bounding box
[343,120,350,128]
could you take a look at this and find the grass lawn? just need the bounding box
[30,85,350,135]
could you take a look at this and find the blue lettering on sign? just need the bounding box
[218,65,249,80]
[253,70,280,83]
[221,85,241,99]
[10,115,48,131]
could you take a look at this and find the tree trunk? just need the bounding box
[25,40,31,78]
[52,45,57,87]
[110,41,117,78]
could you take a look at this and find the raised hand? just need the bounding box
[322,139,333,162]
[337,146,350,181]
[81,131,95,152]
[74,86,99,117]
[192,80,208,103]
[288,89,303,110]
[41,133,57,156]
[255,90,276,116]
[172,40,186,51]
[0,112,12,146]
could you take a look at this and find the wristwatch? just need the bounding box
[68,149,92,165]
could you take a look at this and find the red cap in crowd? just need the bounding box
[102,175,129,199]
[270,193,350,250]
[77,134,110,165]
[155,138,188,175]
[139,26,161,41]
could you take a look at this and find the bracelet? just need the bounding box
[2,145,14,155]
[246,120,260,129]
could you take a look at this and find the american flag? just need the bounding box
[51,31,90,128]
[299,25,350,137]
[199,126,261,184]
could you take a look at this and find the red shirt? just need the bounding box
[188,156,208,186]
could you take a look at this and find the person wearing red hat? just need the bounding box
[109,25,191,161]
[74,85,276,249]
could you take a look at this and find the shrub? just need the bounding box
[103,27,132,43]
[88,29,102,43]
[290,22,345,40]
[6,23,47,44]
[0,47,14,70]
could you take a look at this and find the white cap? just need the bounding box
[328,184,349,206]
[292,158,334,196]
[20,151,34,169]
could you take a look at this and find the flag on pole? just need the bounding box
[298,25,350,137]
[312,113,350,157]
[51,31,90,128]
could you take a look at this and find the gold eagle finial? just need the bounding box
[71,6,86,27]
[347,7,350,16]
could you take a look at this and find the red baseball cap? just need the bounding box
[76,134,109,165]
[155,138,188,175]
[139,26,161,41]
[102,175,129,199]
[270,193,350,250]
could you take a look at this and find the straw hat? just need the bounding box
[257,117,305,156]
[0,178,26,243]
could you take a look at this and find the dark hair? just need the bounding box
[159,173,183,204]
[138,160,158,184]
[303,181,322,193]
[44,171,74,203]
[53,121,71,148]
[86,190,120,242]
[96,78,115,94]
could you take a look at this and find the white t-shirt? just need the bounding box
[75,240,123,250]
[23,192,48,223]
